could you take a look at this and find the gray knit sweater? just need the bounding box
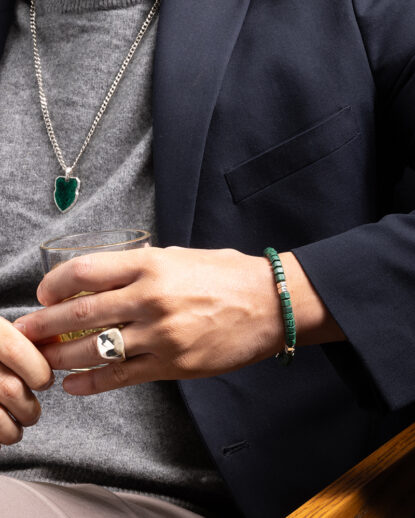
[0,1,238,516]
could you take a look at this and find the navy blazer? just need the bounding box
[1,1,415,517]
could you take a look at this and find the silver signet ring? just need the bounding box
[97,328,126,361]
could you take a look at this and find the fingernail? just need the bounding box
[37,285,46,306]
[39,376,55,391]
[13,322,26,333]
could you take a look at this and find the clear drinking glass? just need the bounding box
[40,229,151,371]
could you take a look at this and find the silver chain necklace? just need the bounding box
[29,0,160,213]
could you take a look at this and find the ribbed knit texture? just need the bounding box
[0,1,238,516]
[37,0,150,14]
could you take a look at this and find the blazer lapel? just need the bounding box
[152,0,251,246]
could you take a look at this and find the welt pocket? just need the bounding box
[224,106,359,204]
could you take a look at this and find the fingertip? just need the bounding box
[37,375,55,392]
[36,286,48,307]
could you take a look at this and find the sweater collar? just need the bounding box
[28,0,151,15]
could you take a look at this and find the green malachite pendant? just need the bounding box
[54,176,80,213]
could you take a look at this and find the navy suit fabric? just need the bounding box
[1,1,415,517]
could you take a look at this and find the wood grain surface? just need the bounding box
[287,422,415,518]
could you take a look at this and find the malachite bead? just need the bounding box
[54,176,80,213]
[264,247,277,257]
[264,247,296,365]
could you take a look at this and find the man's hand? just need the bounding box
[14,247,345,396]
[0,318,54,446]
[14,247,284,394]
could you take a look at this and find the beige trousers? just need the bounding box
[0,475,205,518]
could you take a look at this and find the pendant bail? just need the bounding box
[65,166,73,181]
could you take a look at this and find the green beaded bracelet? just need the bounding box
[264,247,296,365]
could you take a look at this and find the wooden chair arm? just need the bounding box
[287,422,415,518]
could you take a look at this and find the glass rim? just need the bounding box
[40,229,151,251]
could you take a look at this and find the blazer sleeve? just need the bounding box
[290,0,415,412]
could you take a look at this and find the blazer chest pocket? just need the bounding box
[224,106,359,204]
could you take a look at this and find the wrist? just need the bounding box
[278,251,346,346]
[257,255,287,357]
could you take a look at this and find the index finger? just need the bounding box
[0,318,54,391]
[37,247,149,306]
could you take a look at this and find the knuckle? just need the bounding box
[141,278,174,314]
[0,376,24,402]
[158,318,183,351]
[30,316,48,338]
[141,248,164,276]
[173,354,195,374]
[86,334,101,362]
[71,256,93,283]
[111,362,129,386]
[143,292,170,315]
[48,345,65,370]
[41,342,66,372]
[72,295,93,322]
